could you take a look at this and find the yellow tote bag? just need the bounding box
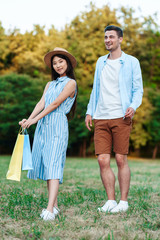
[6,128,25,181]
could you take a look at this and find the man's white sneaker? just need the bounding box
[98,200,117,212]
[110,200,129,213]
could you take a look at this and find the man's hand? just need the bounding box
[124,107,135,119]
[85,114,92,131]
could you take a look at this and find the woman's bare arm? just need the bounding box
[19,81,51,126]
[21,80,76,128]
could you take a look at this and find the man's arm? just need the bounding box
[85,59,99,130]
[129,58,143,111]
[85,114,92,131]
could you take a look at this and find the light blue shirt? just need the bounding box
[86,52,143,118]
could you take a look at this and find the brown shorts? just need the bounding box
[94,117,132,155]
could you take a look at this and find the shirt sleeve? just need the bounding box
[129,58,143,111]
[86,59,100,117]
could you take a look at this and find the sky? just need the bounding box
[0,0,160,33]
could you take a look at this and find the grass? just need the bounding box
[0,156,160,240]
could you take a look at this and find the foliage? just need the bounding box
[0,73,45,153]
[130,89,153,149]
[63,4,119,89]
[0,4,160,156]
[147,89,160,158]
[148,90,160,143]
[68,87,93,156]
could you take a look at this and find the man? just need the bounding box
[85,25,143,213]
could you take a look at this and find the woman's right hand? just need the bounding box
[19,119,27,128]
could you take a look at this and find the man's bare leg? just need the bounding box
[115,154,130,201]
[97,154,117,212]
[110,154,130,213]
[98,153,116,199]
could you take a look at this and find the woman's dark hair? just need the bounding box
[104,25,123,38]
[51,54,77,119]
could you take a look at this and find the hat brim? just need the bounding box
[44,50,77,69]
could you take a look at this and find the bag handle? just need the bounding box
[19,127,28,135]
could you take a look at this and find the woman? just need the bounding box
[19,47,77,221]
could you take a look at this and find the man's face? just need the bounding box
[104,30,123,52]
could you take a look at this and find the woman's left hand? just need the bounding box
[20,118,38,129]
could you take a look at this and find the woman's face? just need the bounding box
[52,56,68,77]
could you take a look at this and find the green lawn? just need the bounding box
[0,156,160,240]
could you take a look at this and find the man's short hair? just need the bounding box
[104,25,123,38]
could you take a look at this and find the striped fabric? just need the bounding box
[27,76,76,183]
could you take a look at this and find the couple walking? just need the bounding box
[19,25,143,220]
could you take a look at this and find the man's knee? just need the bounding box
[98,154,110,169]
[116,154,127,168]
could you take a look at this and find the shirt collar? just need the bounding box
[104,51,125,64]
[56,76,68,82]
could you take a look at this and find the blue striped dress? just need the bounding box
[28,76,76,183]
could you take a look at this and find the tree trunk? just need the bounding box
[79,139,86,158]
[152,144,158,159]
[82,138,86,158]
[133,148,140,157]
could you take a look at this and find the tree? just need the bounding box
[148,89,160,158]
[0,4,160,157]
[68,87,93,157]
[63,3,119,89]
[0,73,45,153]
[130,89,153,155]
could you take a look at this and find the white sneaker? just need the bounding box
[40,207,60,218]
[42,210,55,221]
[40,209,46,218]
[110,200,129,213]
[54,206,60,216]
[98,200,117,212]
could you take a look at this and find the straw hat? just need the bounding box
[44,47,77,69]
